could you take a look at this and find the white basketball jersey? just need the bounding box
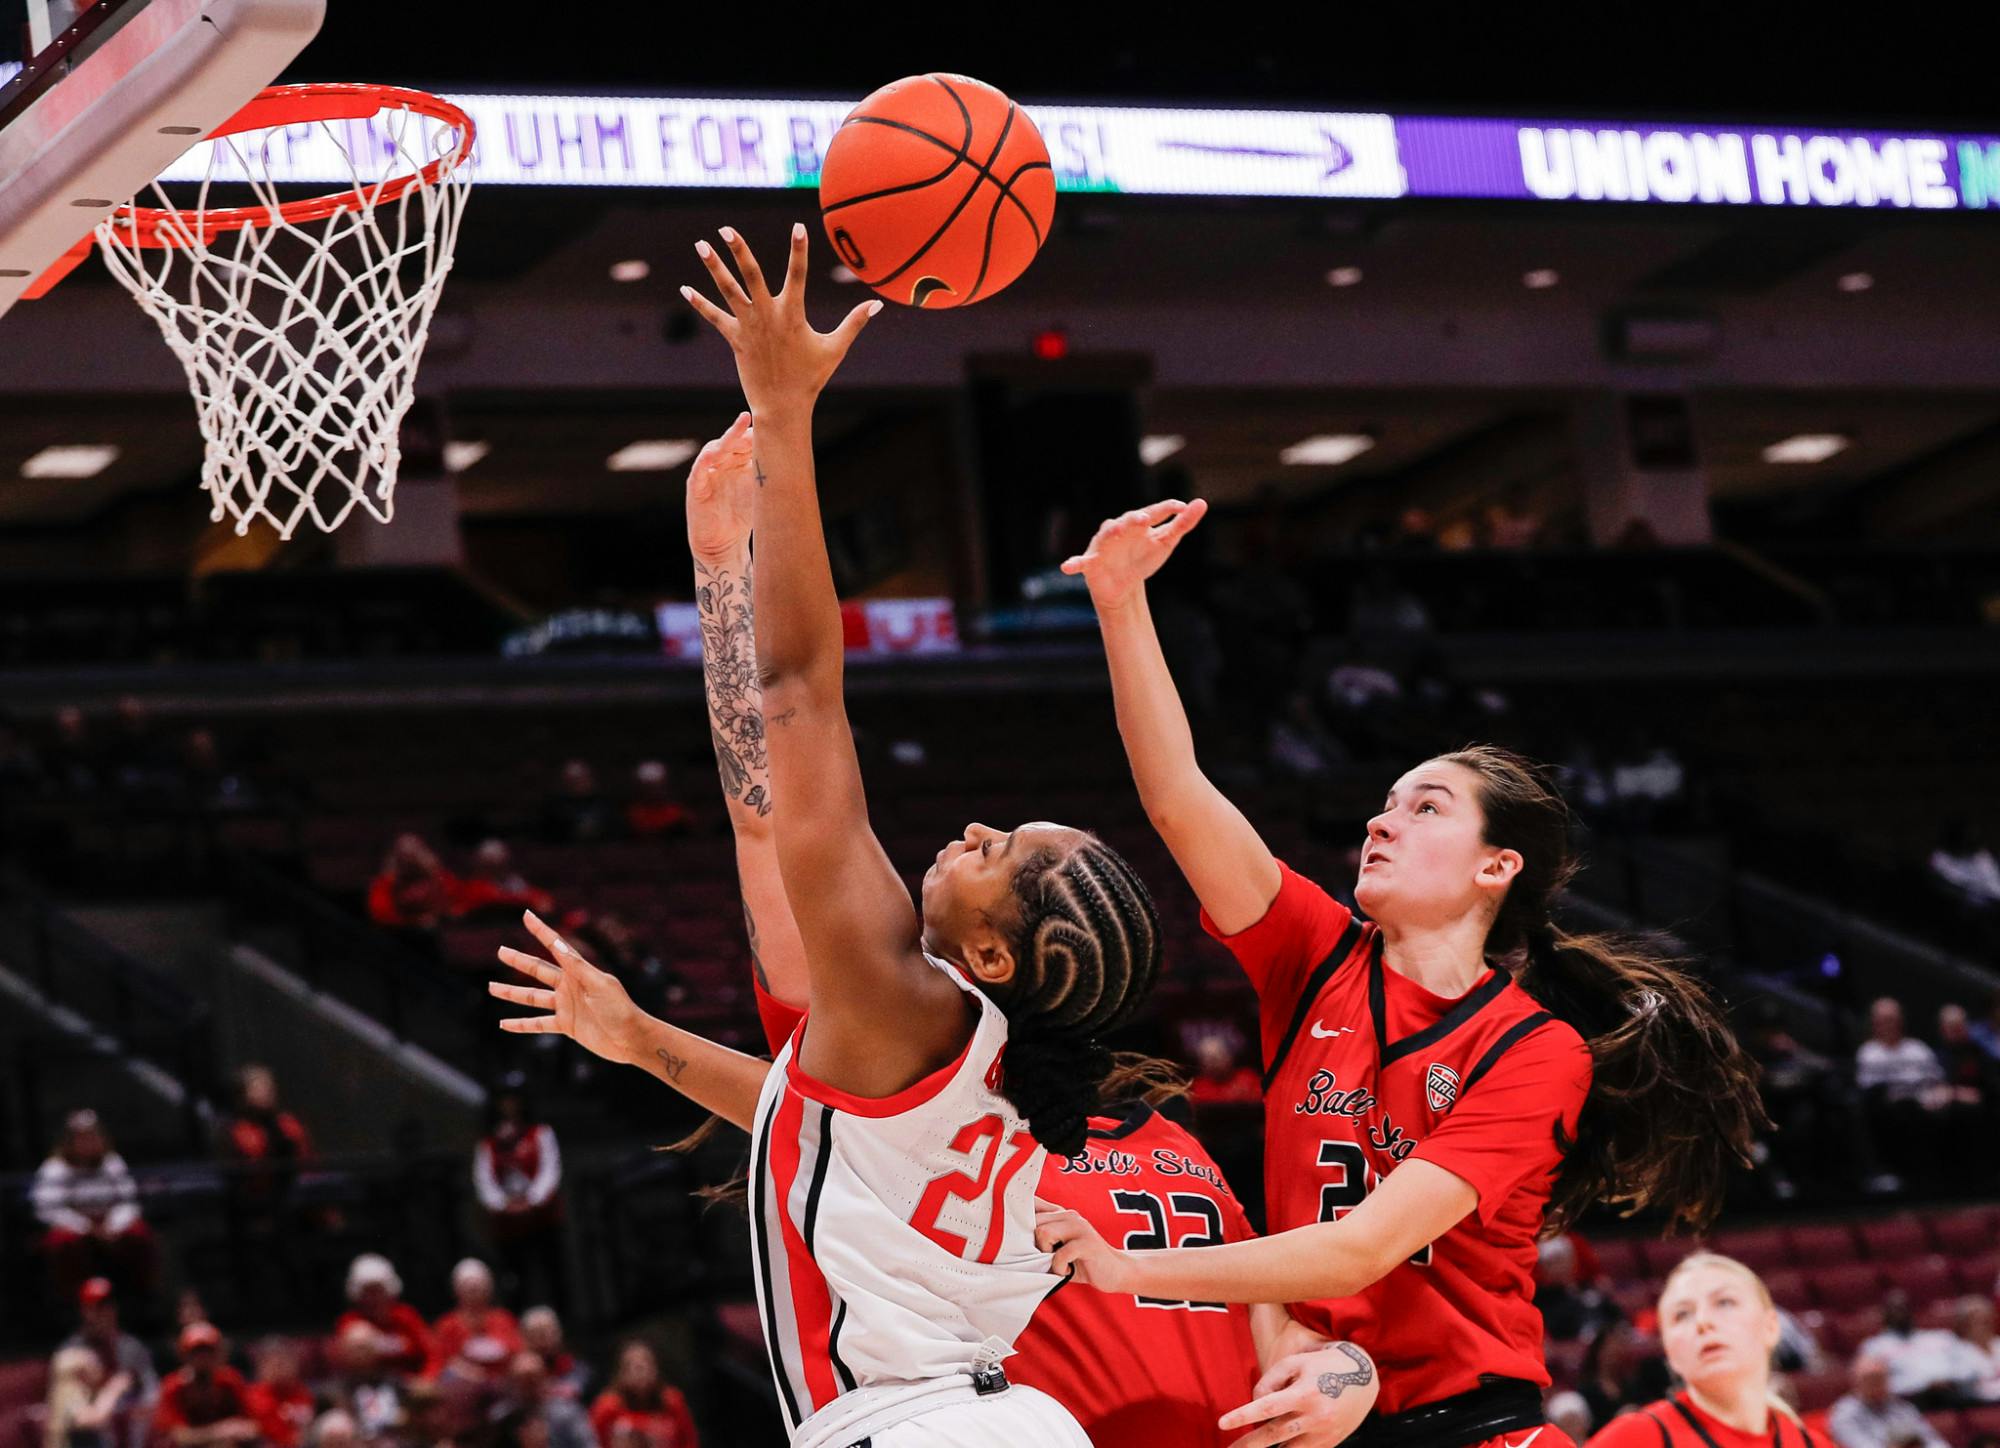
[748,955,1059,1440]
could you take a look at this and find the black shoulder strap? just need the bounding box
[1461,1011,1556,1095]
[1641,1409,1675,1448]
[1262,916,1365,1090]
[1669,1395,1730,1448]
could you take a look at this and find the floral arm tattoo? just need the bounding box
[695,553,771,819]
[1316,1343,1374,1399]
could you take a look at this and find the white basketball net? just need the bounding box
[94,101,470,539]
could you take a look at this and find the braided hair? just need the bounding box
[989,834,1163,1157]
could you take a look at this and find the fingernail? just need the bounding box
[695,240,712,257]
[868,300,884,316]
[719,227,737,242]
[678,285,692,299]
[793,222,805,240]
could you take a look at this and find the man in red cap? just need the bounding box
[58,1278,157,1448]
[153,1323,259,1448]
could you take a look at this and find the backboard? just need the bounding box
[0,0,324,318]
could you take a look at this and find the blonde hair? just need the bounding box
[1657,1252,1799,1424]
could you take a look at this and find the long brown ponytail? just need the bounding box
[1436,745,1768,1235]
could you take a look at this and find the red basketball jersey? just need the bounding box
[1008,1102,1259,1448]
[750,985,1259,1446]
[1203,863,1592,1417]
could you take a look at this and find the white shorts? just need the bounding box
[793,1376,1090,1448]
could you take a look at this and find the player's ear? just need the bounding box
[961,933,1017,990]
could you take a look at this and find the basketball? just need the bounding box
[819,73,1056,309]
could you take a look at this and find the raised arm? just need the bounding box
[1038,1157,1477,1305]
[683,227,969,1096]
[686,415,810,1014]
[1064,503,1283,933]
[489,912,769,1130]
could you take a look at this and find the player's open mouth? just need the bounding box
[1363,850,1389,868]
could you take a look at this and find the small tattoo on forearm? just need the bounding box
[753,455,767,488]
[1316,1344,1373,1399]
[655,1049,689,1082]
[743,896,770,991]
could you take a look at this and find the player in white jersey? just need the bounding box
[499,225,1168,1448]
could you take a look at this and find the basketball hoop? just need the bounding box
[92,83,474,539]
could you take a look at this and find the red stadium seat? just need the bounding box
[1787,1223,1861,1264]
[1590,1237,1646,1285]
[1812,1263,1887,1311]
[1961,1406,2000,1444]
[1713,1226,1793,1272]
[1788,1368,1848,1413]
[1886,1254,1958,1308]
[1859,1215,1931,1262]
[1824,1307,1885,1356]
[1640,1236,1696,1277]
[0,1365,45,1416]
[1954,1252,2000,1296]
[1924,1412,1967,1448]
[1761,1267,1815,1311]
[1928,1208,2000,1258]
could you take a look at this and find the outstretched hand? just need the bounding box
[1034,1200,1141,1293]
[1219,1340,1379,1448]
[1062,498,1209,610]
[681,224,881,417]
[686,411,758,560]
[489,911,648,1068]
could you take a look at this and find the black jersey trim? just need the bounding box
[799,1104,857,1395]
[750,1101,803,1430]
[1087,1099,1156,1141]
[1667,1392,1800,1448]
[1641,1411,1674,1448]
[1262,916,1367,1091]
[1370,945,1515,1068]
[1460,1011,1556,1094]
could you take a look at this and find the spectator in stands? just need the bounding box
[498,1353,594,1448]
[1744,1004,1887,1200]
[1938,1006,1999,1141]
[366,834,457,932]
[320,1326,404,1448]
[542,761,620,845]
[1970,992,2000,1063]
[475,1079,566,1314]
[1942,1298,2000,1403]
[105,697,178,798]
[336,1255,433,1379]
[1928,819,2000,908]
[625,762,693,837]
[59,1279,156,1448]
[34,1110,158,1302]
[305,1410,359,1448]
[244,1339,316,1448]
[1266,690,1345,781]
[153,1322,258,1448]
[1579,1320,1667,1429]
[1547,1390,1593,1444]
[433,1259,523,1367]
[44,1345,132,1448]
[432,1335,512,1443]
[1855,998,1951,1185]
[586,1341,698,1448]
[1859,1290,1972,1407]
[46,705,101,793]
[220,1063,316,1209]
[1607,733,1688,832]
[181,729,257,812]
[453,840,556,920]
[1186,1030,1260,1106]
[520,1309,589,1403]
[1828,1352,1948,1448]
[1535,1234,1622,1345]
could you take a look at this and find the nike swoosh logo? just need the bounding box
[1503,1429,1545,1448]
[1310,1021,1351,1039]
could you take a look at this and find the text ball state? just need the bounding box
[819,74,1056,309]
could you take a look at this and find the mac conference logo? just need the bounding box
[1426,1063,1460,1113]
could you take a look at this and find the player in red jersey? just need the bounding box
[1587,1254,1826,1448]
[1035,502,1769,1448]
[674,408,1374,1448]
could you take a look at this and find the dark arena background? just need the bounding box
[1,9,1997,1448]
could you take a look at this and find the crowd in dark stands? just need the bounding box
[27,1251,700,1448]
